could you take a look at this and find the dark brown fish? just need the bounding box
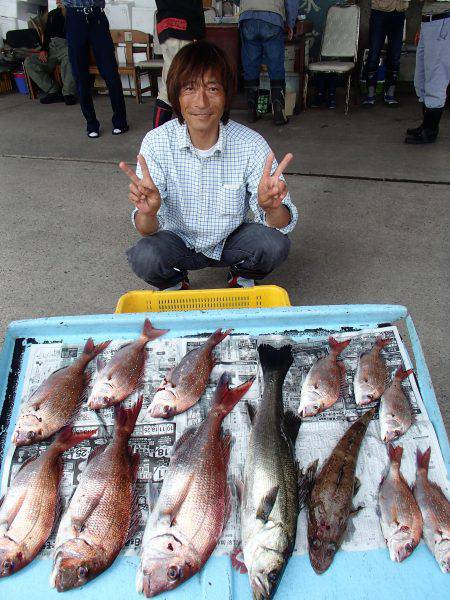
[13,338,110,446]
[0,427,96,577]
[308,407,376,574]
[88,319,168,410]
[50,398,142,591]
[147,328,232,419]
[413,447,450,572]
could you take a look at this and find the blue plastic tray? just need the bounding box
[0,305,448,599]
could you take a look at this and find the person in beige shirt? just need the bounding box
[362,0,409,107]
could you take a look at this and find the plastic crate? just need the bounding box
[115,285,291,313]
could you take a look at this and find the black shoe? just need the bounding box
[40,92,64,104]
[63,94,77,105]
[406,104,426,136]
[112,125,129,135]
[271,81,288,126]
[405,107,442,144]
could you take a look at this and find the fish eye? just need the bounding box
[167,565,180,581]
[163,405,172,414]
[405,543,413,553]
[27,431,35,439]
[312,538,321,548]
[78,566,89,578]
[268,569,279,583]
[3,560,14,572]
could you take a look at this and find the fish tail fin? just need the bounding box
[329,336,351,356]
[52,426,97,453]
[395,367,413,382]
[388,443,403,466]
[213,373,254,420]
[141,318,169,343]
[114,396,143,439]
[207,328,233,349]
[416,447,431,474]
[82,338,111,361]
[375,336,391,349]
[258,343,293,379]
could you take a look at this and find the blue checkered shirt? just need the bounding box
[133,119,298,260]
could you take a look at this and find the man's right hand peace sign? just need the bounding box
[119,154,161,216]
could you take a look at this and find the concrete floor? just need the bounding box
[0,91,448,433]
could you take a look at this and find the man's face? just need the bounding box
[178,70,226,137]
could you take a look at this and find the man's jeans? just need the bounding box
[366,9,405,83]
[65,7,127,132]
[126,223,291,289]
[240,19,285,81]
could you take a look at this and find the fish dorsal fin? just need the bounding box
[147,482,159,513]
[86,444,107,465]
[256,486,279,522]
[353,477,361,497]
[130,452,140,482]
[173,427,197,454]
[234,478,244,506]
[298,459,318,511]
[96,355,106,373]
[283,411,301,445]
[126,486,143,544]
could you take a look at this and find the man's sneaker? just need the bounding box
[384,94,399,107]
[40,92,64,104]
[362,95,376,108]
[161,279,190,292]
[227,274,255,289]
[64,94,77,105]
[327,97,337,109]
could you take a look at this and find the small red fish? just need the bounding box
[147,328,232,419]
[0,427,96,577]
[13,338,110,446]
[379,367,414,442]
[88,319,168,410]
[354,336,390,406]
[298,336,350,418]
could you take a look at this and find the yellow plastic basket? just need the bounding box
[115,286,291,313]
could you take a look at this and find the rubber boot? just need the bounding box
[362,70,377,107]
[311,74,325,108]
[244,79,260,123]
[152,99,173,129]
[327,74,337,109]
[384,71,399,106]
[406,103,426,136]
[270,80,288,126]
[404,107,443,144]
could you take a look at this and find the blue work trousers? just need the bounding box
[65,7,127,132]
[415,18,450,109]
[240,19,286,82]
[366,9,406,81]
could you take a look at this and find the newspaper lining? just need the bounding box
[1,326,448,558]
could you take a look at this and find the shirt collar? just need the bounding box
[176,120,227,155]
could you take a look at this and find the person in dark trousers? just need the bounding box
[234,0,300,125]
[119,42,298,291]
[62,0,128,138]
[24,0,77,105]
[362,0,409,108]
[405,0,449,144]
[153,0,205,129]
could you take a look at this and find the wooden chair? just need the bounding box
[89,29,160,103]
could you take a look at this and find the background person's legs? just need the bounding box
[261,21,287,125]
[240,19,264,123]
[50,38,77,98]
[66,8,99,134]
[88,11,127,132]
[24,53,61,97]
[384,11,406,105]
[363,10,387,106]
[153,38,190,128]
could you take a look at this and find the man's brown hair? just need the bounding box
[167,40,236,125]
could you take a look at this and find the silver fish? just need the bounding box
[241,344,299,600]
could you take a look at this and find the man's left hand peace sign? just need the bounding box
[257,152,293,213]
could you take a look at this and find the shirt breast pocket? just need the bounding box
[218,183,247,216]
